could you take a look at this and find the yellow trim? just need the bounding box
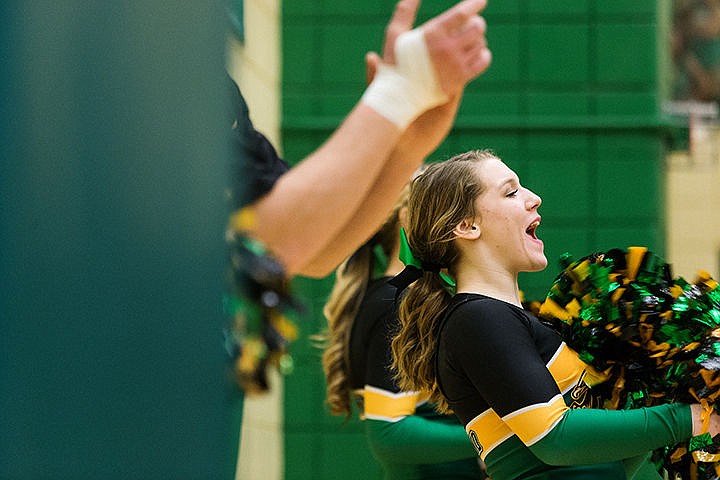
[363,386,419,421]
[466,410,513,460]
[503,394,568,445]
[548,343,608,394]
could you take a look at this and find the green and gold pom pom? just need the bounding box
[538,247,720,479]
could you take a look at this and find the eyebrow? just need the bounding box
[498,176,519,189]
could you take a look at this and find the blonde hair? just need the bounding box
[391,150,497,413]
[319,182,412,417]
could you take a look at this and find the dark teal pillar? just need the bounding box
[1,1,235,478]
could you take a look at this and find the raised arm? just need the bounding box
[242,0,490,277]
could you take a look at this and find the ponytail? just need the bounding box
[392,272,453,412]
[390,150,496,414]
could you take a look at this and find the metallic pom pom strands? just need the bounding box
[538,247,720,479]
[224,232,301,395]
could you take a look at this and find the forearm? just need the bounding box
[365,416,477,465]
[299,97,461,278]
[298,149,422,277]
[249,104,401,276]
[529,403,692,466]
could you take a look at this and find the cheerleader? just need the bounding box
[390,150,720,480]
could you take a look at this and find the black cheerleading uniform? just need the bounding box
[229,76,289,209]
[348,278,487,480]
[436,293,693,480]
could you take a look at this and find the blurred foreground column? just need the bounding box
[1,1,235,478]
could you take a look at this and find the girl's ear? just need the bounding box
[453,218,481,240]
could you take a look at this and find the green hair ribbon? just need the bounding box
[397,228,456,289]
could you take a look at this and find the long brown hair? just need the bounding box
[391,150,496,413]
[319,184,411,417]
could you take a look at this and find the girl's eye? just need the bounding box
[506,189,518,197]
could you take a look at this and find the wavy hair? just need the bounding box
[318,182,412,417]
[391,150,496,413]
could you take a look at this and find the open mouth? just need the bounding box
[526,220,540,240]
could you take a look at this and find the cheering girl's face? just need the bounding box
[472,158,547,274]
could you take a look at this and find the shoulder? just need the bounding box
[442,294,534,340]
[229,77,290,208]
[362,278,397,309]
[356,278,397,327]
[449,294,528,323]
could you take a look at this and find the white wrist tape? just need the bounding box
[361,28,448,130]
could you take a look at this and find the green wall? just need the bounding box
[281,1,671,478]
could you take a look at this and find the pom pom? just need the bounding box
[538,247,720,479]
[224,231,303,395]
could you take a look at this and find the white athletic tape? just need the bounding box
[361,28,448,130]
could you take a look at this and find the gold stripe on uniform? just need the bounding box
[548,343,608,394]
[466,409,513,459]
[363,385,419,422]
[503,394,568,446]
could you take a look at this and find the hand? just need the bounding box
[366,51,461,160]
[381,0,492,97]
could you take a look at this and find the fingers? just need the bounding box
[455,15,487,50]
[383,0,421,63]
[466,46,492,78]
[431,0,487,33]
[365,52,381,85]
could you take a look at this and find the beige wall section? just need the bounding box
[666,123,720,282]
[226,1,284,479]
[227,0,282,150]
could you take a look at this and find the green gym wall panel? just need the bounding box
[283,25,317,86]
[283,1,325,16]
[525,159,593,220]
[428,133,466,164]
[595,156,663,219]
[284,432,322,479]
[595,24,659,86]
[284,362,327,424]
[526,0,591,17]
[458,91,523,118]
[318,92,366,116]
[454,131,523,162]
[320,24,380,86]
[322,0,388,15]
[594,133,665,209]
[478,24,522,84]
[595,92,659,116]
[595,224,664,254]
[596,132,666,159]
[526,25,590,84]
[281,129,332,163]
[484,0,521,16]
[596,0,658,16]
[526,131,593,156]
[283,93,320,120]
[319,430,384,479]
[526,92,591,116]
